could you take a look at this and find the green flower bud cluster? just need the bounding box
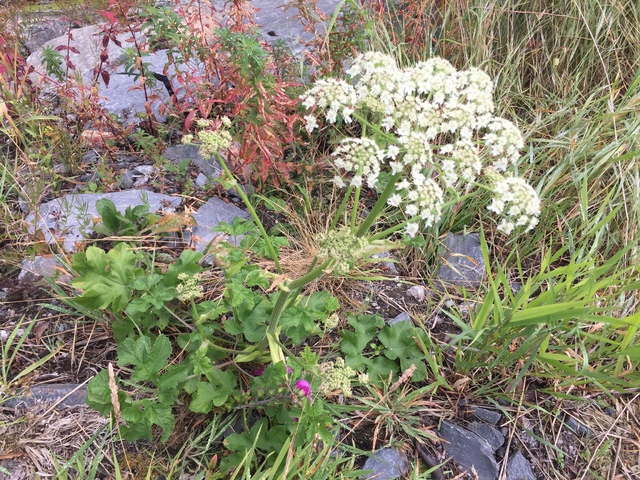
[324,313,340,330]
[181,117,233,159]
[318,357,357,397]
[176,272,204,302]
[317,226,369,275]
[199,129,232,159]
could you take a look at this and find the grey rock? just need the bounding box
[209,0,343,58]
[407,285,428,302]
[28,25,141,82]
[436,233,486,288]
[4,384,87,410]
[120,166,154,189]
[187,197,251,254]
[18,255,72,283]
[119,170,137,189]
[388,312,412,326]
[22,19,70,54]
[439,421,499,480]
[563,414,592,436]
[83,151,100,163]
[506,451,535,480]
[471,407,502,425]
[510,281,523,294]
[136,165,155,175]
[163,144,224,180]
[372,251,399,275]
[363,448,408,480]
[89,49,201,124]
[26,190,182,252]
[195,173,209,188]
[468,422,505,452]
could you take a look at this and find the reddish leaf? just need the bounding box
[54,45,68,51]
[100,10,118,25]
[101,70,110,87]
[100,49,108,63]
[102,34,109,48]
[68,46,80,54]
[65,59,75,70]
[111,35,122,48]
[183,110,197,131]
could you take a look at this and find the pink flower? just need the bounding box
[286,366,292,374]
[295,379,312,399]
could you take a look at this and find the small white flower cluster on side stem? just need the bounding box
[300,51,541,238]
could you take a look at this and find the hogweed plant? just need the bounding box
[76,51,542,471]
[210,51,542,362]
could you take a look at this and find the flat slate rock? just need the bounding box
[467,421,505,452]
[3,384,87,410]
[363,448,408,480]
[439,421,499,480]
[187,197,251,253]
[506,451,536,480]
[436,233,485,288]
[471,406,502,425]
[26,190,182,252]
[18,255,72,283]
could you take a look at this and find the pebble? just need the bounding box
[388,312,412,326]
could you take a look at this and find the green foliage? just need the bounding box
[40,46,65,82]
[340,314,430,382]
[92,198,160,237]
[72,243,142,312]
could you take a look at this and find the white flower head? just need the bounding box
[405,222,419,237]
[304,115,318,133]
[332,137,384,189]
[489,176,541,234]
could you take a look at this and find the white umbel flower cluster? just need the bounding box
[332,138,385,188]
[487,176,541,234]
[301,51,541,236]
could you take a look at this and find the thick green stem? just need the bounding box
[356,171,403,237]
[256,259,334,351]
[217,155,283,274]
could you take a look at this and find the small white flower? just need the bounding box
[405,222,419,237]
[301,95,316,109]
[405,204,419,217]
[343,107,354,123]
[387,193,402,207]
[333,175,346,188]
[386,145,400,159]
[304,115,318,132]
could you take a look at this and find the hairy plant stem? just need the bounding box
[256,258,334,352]
[217,155,283,274]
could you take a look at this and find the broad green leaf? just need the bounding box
[117,335,172,382]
